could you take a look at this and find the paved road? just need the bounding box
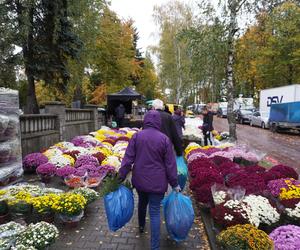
[214,117,300,170]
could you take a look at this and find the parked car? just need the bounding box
[217,102,227,118]
[249,111,269,129]
[217,107,227,118]
[193,104,206,114]
[235,109,254,124]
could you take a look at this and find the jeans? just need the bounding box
[203,130,213,146]
[137,191,164,250]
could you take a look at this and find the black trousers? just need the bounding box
[203,130,213,146]
[115,118,124,128]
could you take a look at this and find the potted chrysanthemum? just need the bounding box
[31,194,59,223]
[15,221,59,249]
[22,153,48,173]
[0,190,9,223]
[7,191,32,221]
[52,193,86,227]
[36,163,57,183]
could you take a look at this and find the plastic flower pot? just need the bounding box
[0,212,10,224]
[0,201,10,224]
[59,211,84,228]
[38,174,54,184]
[9,202,32,217]
[36,211,55,223]
[85,176,103,188]
[23,166,37,174]
[64,175,84,188]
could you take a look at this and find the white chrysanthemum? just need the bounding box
[53,141,74,149]
[43,148,63,159]
[102,156,121,170]
[213,191,227,205]
[285,202,300,219]
[49,155,72,168]
[243,195,280,227]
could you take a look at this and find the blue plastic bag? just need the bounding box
[104,185,134,231]
[176,156,188,190]
[163,191,194,242]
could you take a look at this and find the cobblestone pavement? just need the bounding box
[46,187,210,250]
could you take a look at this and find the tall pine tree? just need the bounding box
[1,0,82,113]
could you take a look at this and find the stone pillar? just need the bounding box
[45,102,66,141]
[84,104,99,130]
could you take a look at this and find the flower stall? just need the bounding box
[21,126,138,188]
[185,142,300,249]
[0,126,138,248]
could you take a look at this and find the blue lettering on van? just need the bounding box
[267,96,283,107]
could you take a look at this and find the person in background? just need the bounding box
[164,104,172,115]
[119,110,180,250]
[152,99,183,156]
[172,108,185,139]
[115,104,125,128]
[201,105,214,146]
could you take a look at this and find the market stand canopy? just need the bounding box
[107,87,143,115]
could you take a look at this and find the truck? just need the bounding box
[259,85,300,117]
[269,101,300,132]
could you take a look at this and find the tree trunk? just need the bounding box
[15,2,39,114]
[24,7,39,114]
[226,1,238,141]
[25,74,40,114]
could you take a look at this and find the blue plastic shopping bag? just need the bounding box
[176,156,188,190]
[104,185,134,231]
[163,191,194,242]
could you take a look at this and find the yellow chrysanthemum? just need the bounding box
[62,154,75,166]
[52,193,87,216]
[279,182,300,200]
[217,224,273,250]
[31,194,59,213]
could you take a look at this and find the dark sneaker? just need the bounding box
[139,226,144,233]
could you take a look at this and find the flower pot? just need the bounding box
[59,211,84,228]
[37,212,55,223]
[23,167,37,174]
[9,203,32,221]
[0,212,9,224]
[38,174,53,184]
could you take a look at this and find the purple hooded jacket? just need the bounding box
[119,110,178,194]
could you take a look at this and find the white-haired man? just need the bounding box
[152,99,183,156]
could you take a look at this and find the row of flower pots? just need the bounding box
[185,142,300,249]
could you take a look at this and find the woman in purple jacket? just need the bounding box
[119,110,180,250]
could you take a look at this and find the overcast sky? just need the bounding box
[110,0,197,54]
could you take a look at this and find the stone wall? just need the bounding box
[20,103,104,156]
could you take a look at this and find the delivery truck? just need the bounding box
[259,85,300,117]
[269,101,300,132]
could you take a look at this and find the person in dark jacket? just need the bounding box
[119,110,180,250]
[201,106,214,146]
[152,99,183,156]
[164,104,172,115]
[115,104,125,128]
[172,109,185,139]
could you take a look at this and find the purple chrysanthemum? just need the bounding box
[36,163,57,175]
[23,153,48,172]
[74,155,99,168]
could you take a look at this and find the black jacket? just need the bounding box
[115,105,125,119]
[202,111,214,132]
[157,110,183,156]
